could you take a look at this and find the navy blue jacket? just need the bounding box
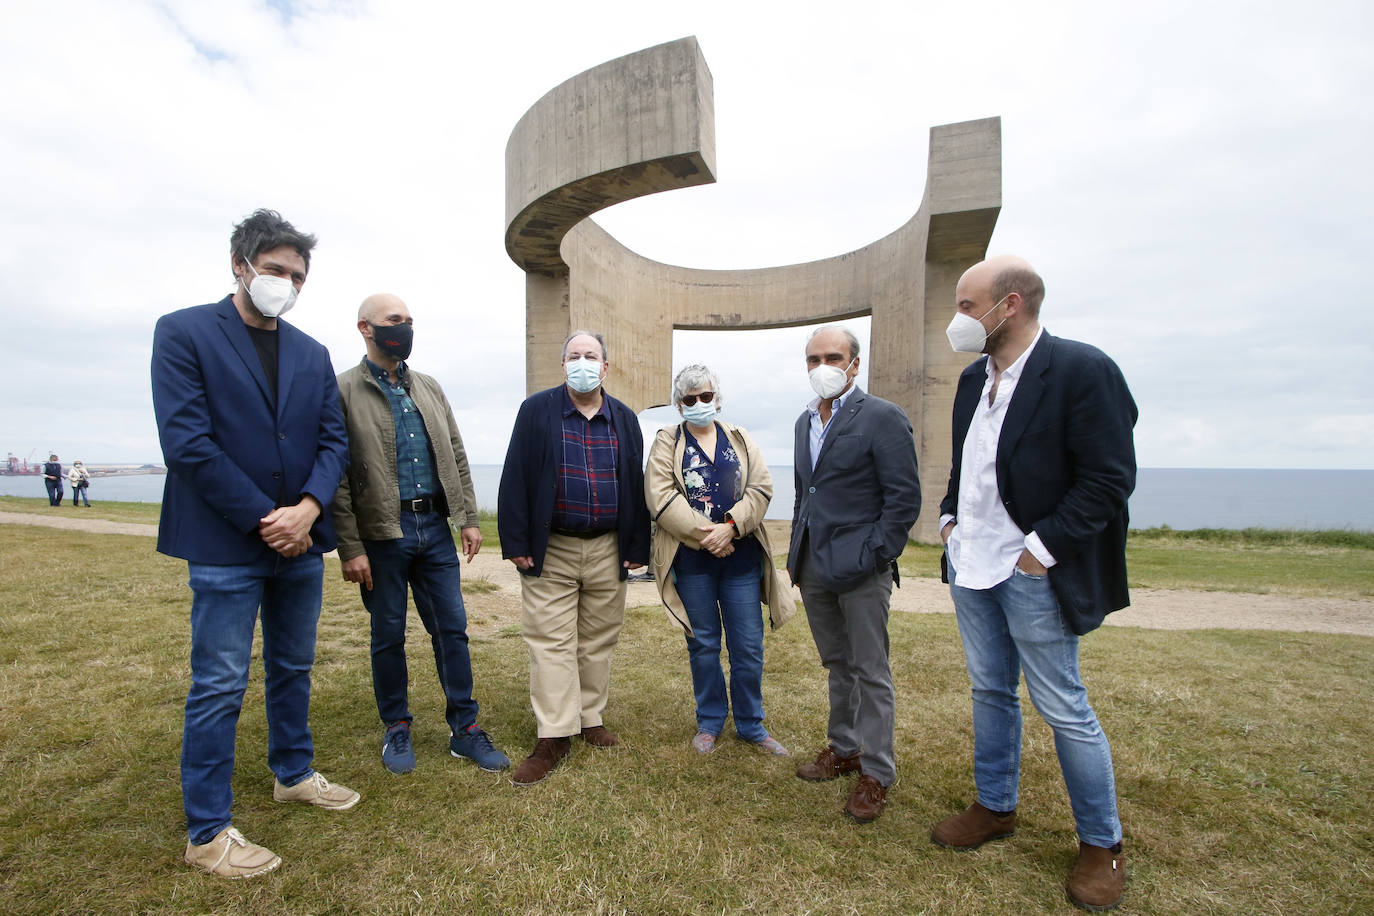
[940,331,1137,635]
[151,296,349,564]
[788,386,922,593]
[497,385,650,580]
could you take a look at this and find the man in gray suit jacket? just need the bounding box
[787,325,921,823]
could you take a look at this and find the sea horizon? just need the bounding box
[3,466,1371,532]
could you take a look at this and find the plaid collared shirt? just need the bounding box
[552,388,619,531]
[367,359,438,502]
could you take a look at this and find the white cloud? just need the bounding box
[0,0,1369,473]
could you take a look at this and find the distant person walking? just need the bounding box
[43,454,63,506]
[67,460,91,507]
[645,364,794,757]
[151,209,356,879]
[332,293,510,775]
[930,255,1137,912]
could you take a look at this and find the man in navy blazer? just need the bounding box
[152,209,357,879]
[498,331,650,786]
[787,325,921,824]
[930,255,1136,912]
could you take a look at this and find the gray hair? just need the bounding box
[806,324,861,360]
[672,364,722,408]
[562,330,608,361]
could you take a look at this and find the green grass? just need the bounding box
[0,527,1371,914]
[895,527,1374,599]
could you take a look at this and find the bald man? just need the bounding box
[332,294,509,775]
[932,256,1137,911]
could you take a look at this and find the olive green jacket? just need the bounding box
[332,359,479,561]
[645,420,796,635]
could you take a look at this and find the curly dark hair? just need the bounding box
[229,209,318,277]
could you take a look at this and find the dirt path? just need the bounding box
[8,511,1370,637]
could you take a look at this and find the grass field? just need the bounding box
[0,523,1371,914]
[4,495,1371,598]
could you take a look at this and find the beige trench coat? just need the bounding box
[645,420,796,636]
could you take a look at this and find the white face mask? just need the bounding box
[946,294,1009,353]
[681,400,717,426]
[565,356,603,393]
[808,358,854,399]
[241,259,298,319]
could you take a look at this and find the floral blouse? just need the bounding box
[675,423,760,574]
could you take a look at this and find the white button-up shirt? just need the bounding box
[807,385,854,470]
[942,328,1056,589]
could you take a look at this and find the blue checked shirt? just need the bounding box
[367,359,439,501]
[552,388,619,531]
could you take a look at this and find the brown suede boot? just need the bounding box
[1066,842,1125,911]
[580,725,619,748]
[795,745,862,782]
[930,802,1017,849]
[843,775,888,823]
[510,737,572,786]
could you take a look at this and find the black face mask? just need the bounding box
[370,322,413,360]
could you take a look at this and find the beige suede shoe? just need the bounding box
[184,826,281,879]
[272,772,361,810]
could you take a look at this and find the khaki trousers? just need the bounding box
[520,531,627,738]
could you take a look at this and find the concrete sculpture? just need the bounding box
[505,37,1001,541]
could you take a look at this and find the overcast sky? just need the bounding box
[2,0,1370,471]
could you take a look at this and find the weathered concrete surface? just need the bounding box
[505,38,1001,541]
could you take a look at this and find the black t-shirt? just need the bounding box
[244,325,278,402]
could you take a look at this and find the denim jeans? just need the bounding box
[361,510,478,735]
[182,552,323,845]
[673,563,768,741]
[72,484,89,507]
[45,479,62,505]
[948,561,1122,847]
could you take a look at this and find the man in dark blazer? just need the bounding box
[497,331,650,786]
[152,209,356,880]
[930,255,1136,912]
[787,325,921,824]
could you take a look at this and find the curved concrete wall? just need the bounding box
[505,38,1001,541]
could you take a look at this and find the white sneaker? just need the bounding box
[272,771,360,810]
[184,826,281,879]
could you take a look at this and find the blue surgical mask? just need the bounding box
[565,356,602,393]
[681,401,717,426]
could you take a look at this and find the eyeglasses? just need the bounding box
[681,391,715,406]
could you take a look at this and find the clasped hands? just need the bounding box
[697,521,735,558]
[259,496,321,558]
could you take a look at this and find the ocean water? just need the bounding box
[4,467,1370,531]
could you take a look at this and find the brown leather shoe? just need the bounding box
[510,737,571,786]
[844,775,887,823]
[1066,842,1125,911]
[930,802,1017,849]
[795,745,862,782]
[580,725,619,748]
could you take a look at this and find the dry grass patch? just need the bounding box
[0,527,1371,914]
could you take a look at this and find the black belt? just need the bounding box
[551,527,614,540]
[403,496,436,513]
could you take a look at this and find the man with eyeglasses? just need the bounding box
[497,330,650,786]
[152,209,356,879]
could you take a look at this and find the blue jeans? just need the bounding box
[948,561,1122,847]
[182,552,323,845]
[72,484,89,506]
[673,562,768,741]
[361,510,477,735]
[45,479,62,505]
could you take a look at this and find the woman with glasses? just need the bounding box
[646,364,795,756]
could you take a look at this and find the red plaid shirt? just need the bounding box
[552,389,619,530]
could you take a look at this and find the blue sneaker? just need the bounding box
[450,725,511,772]
[382,721,415,774]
